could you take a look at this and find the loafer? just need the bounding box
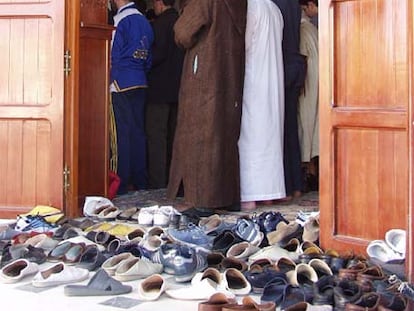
[345,292,380,311]
[385,229,406,255]
[356,265,385,292]
[312,275,335,306]
[275,257,296,273]
[166,278,233,300]
[199,293,237,311]
[377,293,407,311]
[213,230,243,255]
[32,262,89,287]
[77,245,108,271]
[226,242,260,260]
[113,257,163,282]
[283,302,332,311]
[24,233,59,251]
[191,267,223,287]
[302,215,320,243]
[280,285,308,310]
[63,243,86,264]
[116,207,138,221]
[248,245,294,265]
[286,263,318,287]
[267,222,303,246]
[366,240,404,263]
[137,273,166,301]
[206,252,225,270]
[308,258,333,278]
[222,296,276,311]
[245,267,286,294]
[0,259,39,283]
[338,261,367,281]
[223,268,251,296]
[333,279,362,310]
[221,256,248,272]
[101,252,136,276]
[199,214,222,234]
[261,276,289,305]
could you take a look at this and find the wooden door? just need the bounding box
[64,0,112,217]
[0,0,65,217]
[319,0,410,268]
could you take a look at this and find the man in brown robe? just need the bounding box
[167,0,247,211]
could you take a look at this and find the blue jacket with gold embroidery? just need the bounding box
[111,3,154,91]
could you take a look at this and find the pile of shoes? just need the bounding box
[1,199,413,311]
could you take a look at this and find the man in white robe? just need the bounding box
[298,0,319,189]
[298,14,318,163]
[238,0,285,211]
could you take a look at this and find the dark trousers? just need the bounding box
[145,102,177,189]
[283,87,303,195]
[112,88,147,194]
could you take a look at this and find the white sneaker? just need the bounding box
[83,196,114,217]
[138,205,159,226]
[153,205,181,227]
[385,229,406,255]
[366,239,404,263]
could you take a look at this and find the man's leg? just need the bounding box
[112,91,132,195]
[283,87,303,197]
[146,103,169,189]
[130,88,148,190]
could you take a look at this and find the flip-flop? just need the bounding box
[64,268,132,296]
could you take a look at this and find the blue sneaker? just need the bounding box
[14,215,57,233]
[156,243,207,283]
[167,223,214,253]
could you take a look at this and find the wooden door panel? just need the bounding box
[320,0,409,255]
[0,1,64,217]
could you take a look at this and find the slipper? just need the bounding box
[64,268,132,296]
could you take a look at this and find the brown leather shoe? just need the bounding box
[338,261,367,281]
[356,265,386,292]
[222,296,275,311]
[198,293,237,311]
[345,292,380,311]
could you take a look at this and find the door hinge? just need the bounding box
[64,50,71,77]
[63,164,70,192]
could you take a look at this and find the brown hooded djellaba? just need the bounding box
[167,0,247,209]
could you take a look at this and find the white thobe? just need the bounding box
[238,0,285,202]
[298,16,319,162]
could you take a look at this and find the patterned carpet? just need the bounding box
[112,189,319,222]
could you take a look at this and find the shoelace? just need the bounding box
[398,282,414,299]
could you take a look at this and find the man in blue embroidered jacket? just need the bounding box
[110,0,154,195]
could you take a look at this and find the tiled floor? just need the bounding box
[0,192,319,311]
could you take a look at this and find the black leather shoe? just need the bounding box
[313,274,335,305]
[334,279,362,311]
[345,292,380,311]
[212,230,242,255]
